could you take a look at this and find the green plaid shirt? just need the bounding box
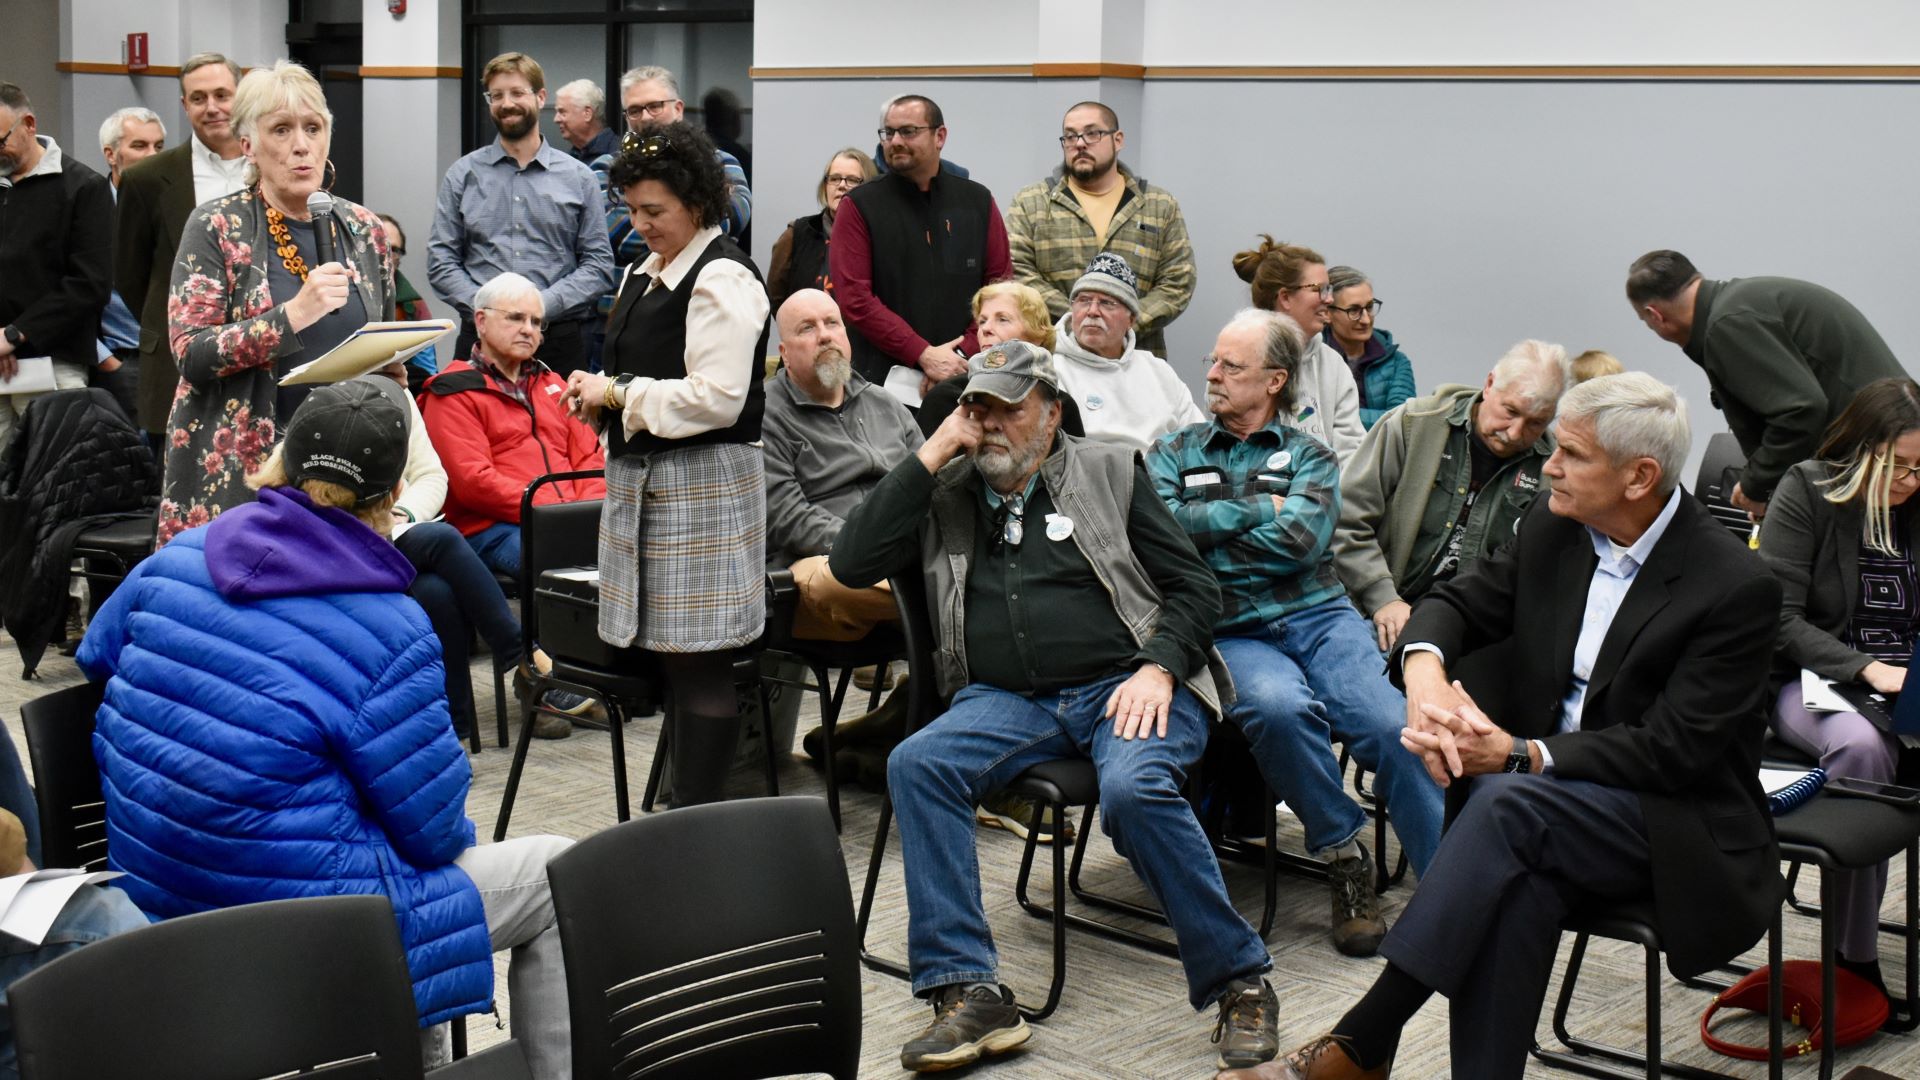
[1147,419,1346,635]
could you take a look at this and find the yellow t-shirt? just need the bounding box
[1068,177,1124,245]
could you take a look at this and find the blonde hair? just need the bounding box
[971,282,1057,350]
[1814,379,1920,555]
[816,147,877,208]
[231,60,332,186]
[247,444,397,537]
[1570,350,1624,383]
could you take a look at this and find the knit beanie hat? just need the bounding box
[1070,252,1141,316]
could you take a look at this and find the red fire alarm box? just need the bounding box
[126,33,149,72]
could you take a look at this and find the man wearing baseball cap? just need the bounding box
[80,377,575,1076]
[829,341,1281,1071]
[1051,252,1205,452]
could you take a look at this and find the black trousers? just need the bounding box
[454,314,592,378]
[1378,773,1651,1080]
[90,349,141,430]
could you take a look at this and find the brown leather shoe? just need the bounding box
[1215,1034,1391,1080]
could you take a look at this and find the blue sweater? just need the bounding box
[77,488,492,1024]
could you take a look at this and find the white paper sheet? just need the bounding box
[1759,767,1821,796]
[0,869,124,946]
[1800,668,1855,713]
[0,357,57,395]
[882,365,925,408]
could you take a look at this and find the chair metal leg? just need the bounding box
[1009,799,1069,1022]
[491,683,541,841]
[756,677,781,800]
[1529,929,1736,1080]
[450,1015,468,1060]
[492,665,508,749]
[815,662,842,830]
[640,703,668,814]
[857,793,911,981]
[610,699,631,823]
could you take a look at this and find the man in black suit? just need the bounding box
[113,52,247,447]
[1221,372,1784,1080]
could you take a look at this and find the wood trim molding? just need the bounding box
[750,62,1920,82]
[57,62,183,77]
[360,66,463,79]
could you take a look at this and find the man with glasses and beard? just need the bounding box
[429,51,614,377]
[1007,101,1195,359]
[830,94,1012,390]
[763,289,923,643]
[829,340,1284,1073]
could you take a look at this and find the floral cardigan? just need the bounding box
[156,187,394,544]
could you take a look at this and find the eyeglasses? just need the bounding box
[0,118,18,148]
[482,87,537,106]
[990,493,1026,552]
[878,125,928,142]
[1284,282,1334,301]
[623,98,679,121]
[1058,129,1115,147]
[824,173,865,190]
[1205,354,1254,377]
[1330,299,1384,320]
[481,307,546,331]
[389,246,407,258]
[1890,461,1920,481]
[619,131,673,156]
[1070,294,1125,314]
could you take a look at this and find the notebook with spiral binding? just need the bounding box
[1760,767,1827,815]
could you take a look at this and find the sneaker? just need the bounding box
[975,790,1076,845]
[852,663,896,692]
[900,983,1030,1072]
[541,689,599,718]
[1212,977,1280,1069]
[1329,847,1387,957]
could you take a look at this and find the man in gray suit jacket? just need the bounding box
[113,53,247,445]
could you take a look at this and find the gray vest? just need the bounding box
[919,434,1233,715]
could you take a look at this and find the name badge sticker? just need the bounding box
[1182,470,1224,488]
[1266,451,1292,471]
[1045,514,1075,542]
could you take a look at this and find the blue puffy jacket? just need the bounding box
[77,487,492,1025]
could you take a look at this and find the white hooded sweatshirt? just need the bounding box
[1050,313,1206,453]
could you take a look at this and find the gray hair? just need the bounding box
[1488,339,1573,414]
[99,106,165,151]
[1327,265,1369,295]
[618,66,678,98]
[0,83,31,118]
[180,53,243,88]
[1222,307,1305,413]
[474,272,544,314]
[1556,371,1691,497]
[555,78,604,114]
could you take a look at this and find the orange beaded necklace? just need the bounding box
[265,206,310,281]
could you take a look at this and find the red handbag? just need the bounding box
[1700,960,1888,1059]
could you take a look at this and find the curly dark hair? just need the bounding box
[607,120,730,231]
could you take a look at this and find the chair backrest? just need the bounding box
[11,895,424,1080]
[547,797,861,1080]
[1693,432,1754,540]
[20,683,107,871]
[888,574,947,739]
[435,1040,533,1080]
[515,470,604,655]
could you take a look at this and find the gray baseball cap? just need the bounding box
[284,376,411,505]
[960,340,1062,406]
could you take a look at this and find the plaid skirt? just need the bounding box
[598,442,766,652]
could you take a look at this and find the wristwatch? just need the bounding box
[1503,736,1532,774]
[2,326,22,348]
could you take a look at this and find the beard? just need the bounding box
[972,425,1050,488]
[813,348,853,392]
[1068,154,1111,183]
[493,107,537,140]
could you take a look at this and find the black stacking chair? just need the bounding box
[1694,432,1754,541]
[439,1041,533,1079]
[20,682,108,871]
[11,896,424,1080]
[548,797,860,1079]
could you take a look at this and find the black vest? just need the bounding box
[840,170,997,383]
[602,235,769,457]
[781,212,832,300]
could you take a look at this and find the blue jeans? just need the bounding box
[887,672,1271,1011]
[1218,597,1443,876]
[0,883,147,1079]
[397,522,525,737]
[466,522,522,578]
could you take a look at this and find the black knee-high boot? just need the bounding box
[669,708,742,808]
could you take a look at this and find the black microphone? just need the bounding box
[306,190,337,268]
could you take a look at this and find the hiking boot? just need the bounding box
[1213,977,1280,1069]
[900,983,1030,1072]
[531,711,573,740]
[1328,847,1387,957]
[853,663,896,692]
[975,790,1076,845]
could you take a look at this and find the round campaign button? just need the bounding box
[1046,515,1075,542]
[1266,451,1292,471]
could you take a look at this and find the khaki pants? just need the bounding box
[789,555,897,641]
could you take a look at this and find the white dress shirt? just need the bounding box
[614,225,770,440]
[190,133,248,207]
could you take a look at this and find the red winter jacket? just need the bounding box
[420,357,606,536]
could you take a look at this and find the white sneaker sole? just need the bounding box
[903,1019,1032,1072]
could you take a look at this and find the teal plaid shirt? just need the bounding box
[1147,418,1346,635]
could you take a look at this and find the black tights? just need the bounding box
[658,651,742,808]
